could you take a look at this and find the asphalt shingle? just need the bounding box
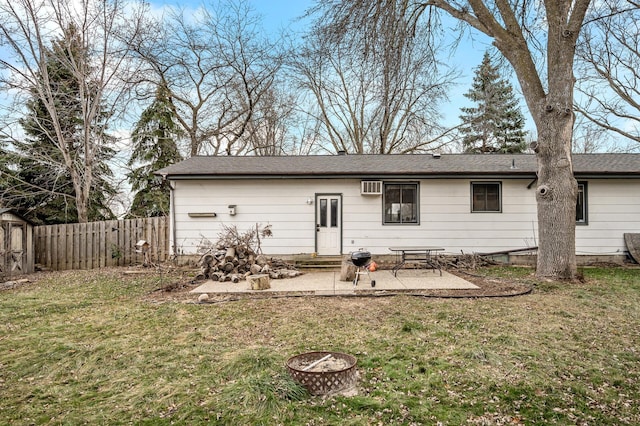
[156,153,640,179]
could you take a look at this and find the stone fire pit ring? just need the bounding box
[286,351,358,395]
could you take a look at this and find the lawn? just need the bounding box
[0,266,638,425]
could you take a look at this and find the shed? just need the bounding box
[0,209,35,278]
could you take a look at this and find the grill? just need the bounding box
[350,250,371,267]
[350,250,375,287]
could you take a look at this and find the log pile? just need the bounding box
[196,224,302,283]
[439,253,499,270]
[198,248,301,282]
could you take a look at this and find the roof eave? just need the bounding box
[163,171,540,180]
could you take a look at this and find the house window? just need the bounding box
[471,182,502,212]
[383,183,418,224]
[319,199,327,227]
[576,181,588,225]
[330,198,338,227]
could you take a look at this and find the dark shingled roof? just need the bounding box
[0,208,34,224]
[156,153,640,180]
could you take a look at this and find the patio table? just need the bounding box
[389,247,444,277]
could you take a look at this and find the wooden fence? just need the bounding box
[34,216,170,271]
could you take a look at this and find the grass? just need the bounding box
[0,266,639,425]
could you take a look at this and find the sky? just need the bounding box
[249,0,311,32]
[0,0,531,150]
[249,0,531,133]
[151,0,514,134]
[152,0,313,32]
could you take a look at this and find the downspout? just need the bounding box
[160,172,178,262]
[169,180,177,261]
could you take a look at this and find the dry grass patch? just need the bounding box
[0,266,638,424]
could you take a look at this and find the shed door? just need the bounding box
[316,195,341,255]
[10,224,24,272]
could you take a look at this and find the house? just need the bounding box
[156,153,640,264]
[0,208,35,278]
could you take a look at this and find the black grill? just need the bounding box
[350,250,372,267]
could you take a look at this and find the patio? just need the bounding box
[191,269,478,296]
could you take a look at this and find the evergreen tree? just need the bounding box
[127,82,183,218]
[459,52,527,153]
[6,24,116,225]
[0,138,13,207]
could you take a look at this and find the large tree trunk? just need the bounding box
[528,2,584,281]
[534,114,577,279]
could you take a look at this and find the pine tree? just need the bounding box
[127,82,183,218]
[6,24,116,224]
[459,52,527,153]
[0,138,13,207]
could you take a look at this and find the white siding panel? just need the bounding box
[173,179,347,255]
[397,180,539,254]
[575,179,640,255]
[171,177,638,257]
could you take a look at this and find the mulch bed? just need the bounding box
[417,269,533,298]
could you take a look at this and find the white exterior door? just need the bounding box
[316,194,341,255]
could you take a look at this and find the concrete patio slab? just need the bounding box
[190,269,478,296]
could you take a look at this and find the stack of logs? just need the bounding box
[440,253,499,270]
[199,246,302,282]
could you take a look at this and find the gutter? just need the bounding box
[161,172,540,180]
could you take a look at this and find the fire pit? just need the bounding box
[286,351,358,395]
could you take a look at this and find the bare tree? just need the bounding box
[575,0,640,144]
[131,0,282,157]
[0,0,148,223]
[572,116,611,153]
[291,4,456,154]
[242,83,299,155]
[317,0,604,280]
[573,115,640,153]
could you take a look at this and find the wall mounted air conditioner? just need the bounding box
[361,180,382,195]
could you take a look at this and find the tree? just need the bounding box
[0,138,14,206]
[4,23,116,224]
[131,0,282,157]
[241,83,299,156]
[127,81,183,218]
[574,0,640,144]
[291,3,456,154]
[571,113,638,153]
[460,52,527,153]
[0,0,148,223]
[314,0,598,280]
